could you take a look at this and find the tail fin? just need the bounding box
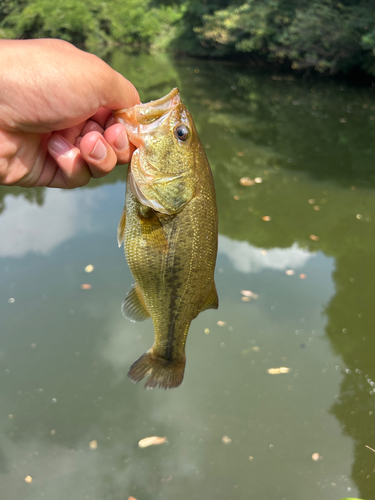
[128,350,186,389]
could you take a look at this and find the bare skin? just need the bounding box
[0,38,140,188]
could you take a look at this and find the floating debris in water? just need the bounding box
[222,436,232,444]
[249,456,254,461]
[89,440,98,450]
[31,343,36,349]
[241,290,259,300]
[365,445,375,453]
[24,475,33,483]
[311,452,321,461]
[217,321,226,327]
[239,177,255,186]
[267,367,291,374]
[254,177,263,184]
[233,195,240,200]
[204,328,210,335]
[339,118,347,123]
[262,216,271,221]
[313,206,321,211]
[138,436,167,448]
[50,429,56,435]
[8,414,13,419]
[85,265,94,273]
[81,284,92,290]
[237,151,244,157]
[299,274,307,279]
[356,214,362,219]
[285,270,295,276]
[8,298,15,304]
[309,235,319,241]
[128,497,138,500]
[308,199,315,204]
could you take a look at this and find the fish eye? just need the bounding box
[175,124,189,141]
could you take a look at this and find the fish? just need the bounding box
[114,88,218,389]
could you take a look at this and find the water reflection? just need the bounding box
[0,190,96,257]
[218,236,313,274]
[1,52,375,499]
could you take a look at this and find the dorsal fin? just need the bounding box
[122,285,150,322]
[200,282,219,313]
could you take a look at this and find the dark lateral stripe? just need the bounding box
[164,220,181,361]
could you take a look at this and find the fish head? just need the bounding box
[114,88,201,214]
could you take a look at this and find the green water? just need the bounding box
[1,53,375,500]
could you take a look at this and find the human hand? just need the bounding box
[0,38,140,188]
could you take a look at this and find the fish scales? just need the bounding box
[114,88,218,389]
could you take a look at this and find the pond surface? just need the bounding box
[1,53,375,500]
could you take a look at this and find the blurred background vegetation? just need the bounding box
[1,0,375,77]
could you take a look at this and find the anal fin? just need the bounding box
[200,282,219,313]
[122,285,150,322]
[117,206,126,248]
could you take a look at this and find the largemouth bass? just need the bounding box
[114,88,218,389]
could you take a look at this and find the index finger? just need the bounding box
[90,108,113,129]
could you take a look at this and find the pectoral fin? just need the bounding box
[200,283,219,312]
[117,206,126,248]
[122,285,150,322]
[139,206,169,253]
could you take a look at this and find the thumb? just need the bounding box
[95,64,141,111]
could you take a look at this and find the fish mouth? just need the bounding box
[113,88,181,147]
[114,88,185,213]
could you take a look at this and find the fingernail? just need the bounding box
[114,131,128,151]
[90,139,107,161]
[49,135,71,155]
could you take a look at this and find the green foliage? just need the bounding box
[163,0,236,56]
[274,2,361,73]
[0,0,183,55]
[2,0,104,49]
[193,0,375,75]
[1,0,375,76]
[194,0,282,57]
